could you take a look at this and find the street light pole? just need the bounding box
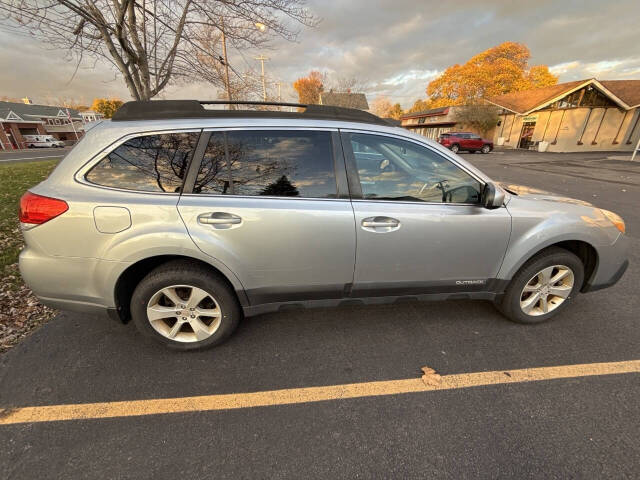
[220,17,233,109]
[255,55,269,101]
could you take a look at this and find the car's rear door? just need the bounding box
[178,128,356,305]
[341,131,511,297]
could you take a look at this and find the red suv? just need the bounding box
[438,132,493,154]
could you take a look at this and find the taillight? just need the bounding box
[19,192,68,225]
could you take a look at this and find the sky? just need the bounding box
[1,0,639,109]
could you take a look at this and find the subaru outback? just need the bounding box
[18,100,629,350]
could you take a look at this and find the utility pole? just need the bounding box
[220,17,234,109]
[275,81,282,102]
[255,55,269,101]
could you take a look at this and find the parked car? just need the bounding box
[438,132,493,153]
[23,134,66,148]
[18,101,628,350]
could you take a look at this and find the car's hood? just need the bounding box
[498,183,594,207]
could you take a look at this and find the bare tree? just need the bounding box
[329,75,368,93]
[181,25,263,103]
[0,0,317,100]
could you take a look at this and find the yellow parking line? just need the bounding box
[1,360,638,425]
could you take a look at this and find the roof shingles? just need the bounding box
[487,79,640,113]
[0,101,82,121]
[319,92,369,110]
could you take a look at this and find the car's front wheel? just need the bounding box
[450,144,460,153]
[497,247,584,324]
[481,144,491,154]
[131,260,241,350]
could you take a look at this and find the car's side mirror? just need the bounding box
[482,182,505,209]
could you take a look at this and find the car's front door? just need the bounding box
[178,129,355,305]
[469,134,484,150]
[342,131,511,297]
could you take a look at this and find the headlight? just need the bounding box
[600,209,625,234]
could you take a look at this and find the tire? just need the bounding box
[130,260,242,350]
[450,144,460,153]
[497,247,584,324]
[481,144,491,154]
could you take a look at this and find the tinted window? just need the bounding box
[194,133,229,194]
[349,133,482,204]
[87,132,200,192]
[195,130,337,198]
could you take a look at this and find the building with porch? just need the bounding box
[486,79,640,152]
[400,106,497,141]
[0,101,86,150]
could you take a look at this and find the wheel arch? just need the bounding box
[500,239,598,292]
[113,255,249,323]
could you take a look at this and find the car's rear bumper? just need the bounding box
[19,246,129,317]
[583,233,629,292]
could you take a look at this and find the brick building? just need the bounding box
[0,101,86,150]
[400,106,497,140]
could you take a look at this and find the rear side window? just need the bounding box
[195,130,337,198]
[86,132,200,192]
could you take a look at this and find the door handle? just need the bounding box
[197,212,242,226]
[361,216,400,231]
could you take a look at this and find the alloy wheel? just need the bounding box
[146,285,222,343]
[519,265,574,316]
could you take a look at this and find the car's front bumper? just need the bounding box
[583,233,629,292]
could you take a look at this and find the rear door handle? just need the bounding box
[197,212,242,227]
[361,216,400,231]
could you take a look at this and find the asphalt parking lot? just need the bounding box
[1,149,639,479]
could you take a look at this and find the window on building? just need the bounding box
[194,130,337,199]
[546,86,617,110]
[86,132,200,192]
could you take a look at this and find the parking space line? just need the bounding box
[1,360,638,425]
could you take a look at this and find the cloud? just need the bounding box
[550,58,640,79]
[0,0,639,109]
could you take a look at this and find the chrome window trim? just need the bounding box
[74,128,203,195]
[340,128,487,206]
[179,193,350,203]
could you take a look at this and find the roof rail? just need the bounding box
[111,100,391,126]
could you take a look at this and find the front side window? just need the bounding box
[348,133,482,204]
[86,132,200,192]
[194,130,337,198]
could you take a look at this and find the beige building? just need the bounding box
[400,106,496,140]
[487,79,640,152]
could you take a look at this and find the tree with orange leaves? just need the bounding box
[293,71,325,105]
[426,42,558,107]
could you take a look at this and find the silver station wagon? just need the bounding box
[18,100,629,350]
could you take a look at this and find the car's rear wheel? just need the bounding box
[131,260,241,350]
[481,144,491,154]
[450,144,460,153]
[497,247,584,324]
